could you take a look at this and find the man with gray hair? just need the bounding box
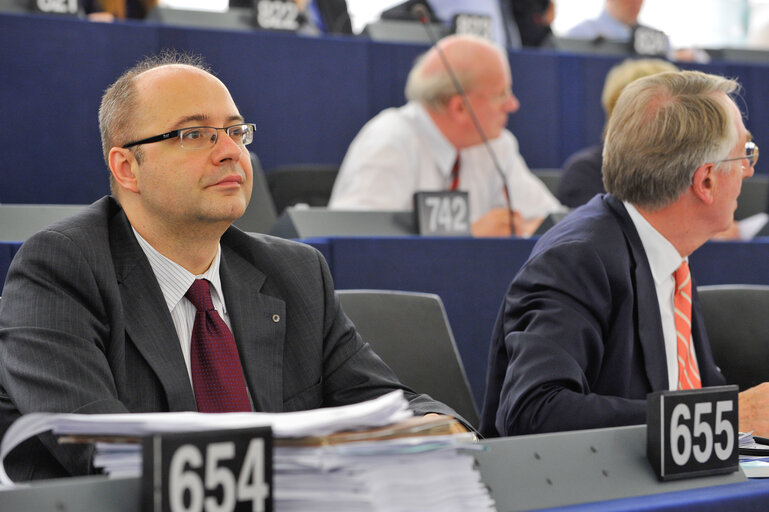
[481,70,769,437]
[328,34,562,237]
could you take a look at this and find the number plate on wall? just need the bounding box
[414,191,471,236]
[142,427,273,512]
[254,0,300,31]
[647,386,738,481]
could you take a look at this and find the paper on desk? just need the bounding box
[88,422,493,510]
[0,390,411,486]
[273,443,494,512]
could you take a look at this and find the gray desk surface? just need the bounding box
[0,204,88,241]
[475,425,746,511]
[0,425,754,512]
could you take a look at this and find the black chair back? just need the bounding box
[697,284,769,391]
[337,289,480,428]
[266,165,339,215]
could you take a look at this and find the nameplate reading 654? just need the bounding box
[142,427,273,512]
[414,191,471,236]
[647,386,738,481]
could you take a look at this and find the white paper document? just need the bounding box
[0,391,495,510]
[0,390,411,486]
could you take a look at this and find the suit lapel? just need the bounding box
[220,240,285,412]
[606,196,669,390]
[109,207,197,411]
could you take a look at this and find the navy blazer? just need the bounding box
[0,197,456,481]
[480,194,725,437]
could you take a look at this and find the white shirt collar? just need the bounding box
[409,102,459,179]
[623,202,685,284]
[132,228,226,314]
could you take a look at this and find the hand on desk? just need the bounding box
[471,208,544,238]
[739,382,769,436]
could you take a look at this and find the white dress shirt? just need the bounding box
[430,0,508,47]
[624,202,698,390]
[328,101,563,223]
[133,228,231,382]
[567,8,636,41]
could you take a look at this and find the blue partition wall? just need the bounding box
[2,236,769,405]
[302,237,769,407]
[3,12,769,205]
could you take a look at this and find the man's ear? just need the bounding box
[691,162,716,205]
[108,147,139,194]
[445,94,466,118]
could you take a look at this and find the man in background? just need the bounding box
[558,58,678,208]
[566,0,703,62]
[481,70,769,437]
[329,34,563,237]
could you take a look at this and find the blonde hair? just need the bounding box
[601,58,679,118]
[603,70,739,210]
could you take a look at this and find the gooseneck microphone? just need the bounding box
[412,4,515,233]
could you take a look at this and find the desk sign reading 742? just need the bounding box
[142,427,273,512]
[647,385,739,480]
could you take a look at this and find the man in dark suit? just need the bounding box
[481,70,769,437]
[0,53,461,481]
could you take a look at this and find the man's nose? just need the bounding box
[212,130,244,162]
[506,93,520,113]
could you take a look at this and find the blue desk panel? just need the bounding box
[305,237,769,406]
[545,480,769,512]
[320,236,536,408]
[4,12,769,205]
[0,242,22,291]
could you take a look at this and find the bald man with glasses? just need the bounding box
[0,53,463,482]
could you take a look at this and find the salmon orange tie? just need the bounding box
[674,262,701,390]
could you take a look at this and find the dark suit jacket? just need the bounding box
[557,143,605,209]
[0,196,456,481]
[480,194,726,437]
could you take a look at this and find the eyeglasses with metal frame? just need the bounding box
[714,140,759,169]
[122,123,256,150]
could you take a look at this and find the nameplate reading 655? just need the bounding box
[414,191,471,236]
[142,427,273,512]
[647,386,738,481]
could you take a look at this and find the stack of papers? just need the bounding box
[273,434,492,511]
[0,391,495,510]
[739,432,769,478]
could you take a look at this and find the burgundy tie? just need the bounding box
[449,155,461,191]
[185,279,251,412]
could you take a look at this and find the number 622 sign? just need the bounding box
[647,386,739,480]
[142,427,273,512]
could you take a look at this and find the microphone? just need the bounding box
[412,4,516,235]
